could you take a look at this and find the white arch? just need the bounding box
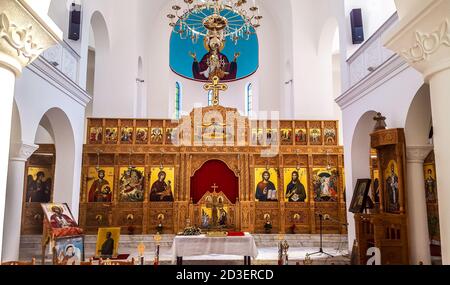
[90,11,110,52]
[405,84,433,146]
[35,108,77,209]
[10,101,22,146]
[48,0,69,33]
[318,17,340,57]
[88,10,111,117]
[346,110,378,249]
[135,56,146,118]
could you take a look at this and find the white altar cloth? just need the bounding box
[171,233,258,263]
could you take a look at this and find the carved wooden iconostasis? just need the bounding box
[80,106,346,235]
[355,128,409,265]
[21,145,56,235]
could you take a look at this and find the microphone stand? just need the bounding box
[308,213,334,258]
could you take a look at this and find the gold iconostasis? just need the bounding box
[20,107,347,236]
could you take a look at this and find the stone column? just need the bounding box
[428,68,450,264]
[384,0,450,264]
[406,146,433,265]
[2,143,38,262]
[0,0,60,260]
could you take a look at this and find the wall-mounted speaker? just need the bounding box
[350,8,364,44]
[68,3,81,41]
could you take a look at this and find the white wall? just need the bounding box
[34,123,55,145]
[291,0,345,121]
[13,68,86,218]
[78,0,145,118]
[344,0,397,57]
[48,0,82,54]
[338,63,424,247]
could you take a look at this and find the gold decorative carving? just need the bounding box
[80,116,346,234]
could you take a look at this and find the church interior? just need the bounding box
[0,0,449,266]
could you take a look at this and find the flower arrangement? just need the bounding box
[180,226,202,236]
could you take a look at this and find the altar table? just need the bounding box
[171,233,258,265]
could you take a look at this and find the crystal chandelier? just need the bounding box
[167,0,263,106]
[167,0,262,45]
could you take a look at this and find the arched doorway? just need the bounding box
[135,56,146,118]
[346,110,378,246]
[405,84,439,264]
[86,11,110,118]
[190,160,239,204]
[190,160,239,230]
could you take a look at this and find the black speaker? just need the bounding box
[350,8,364,44]
[68,3,81,41]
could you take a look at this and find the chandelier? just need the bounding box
[167,0,263,107]
[167,0,262,45]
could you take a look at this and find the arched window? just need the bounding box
[175,82,182,119]
[208,90,213,106]
[245,83,253,116]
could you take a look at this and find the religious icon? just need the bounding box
[105,127,118,144]
[136,128,149,144]
[385,160,400,212]
[119,167,145,202]
[257,129,264,144]
[25,167,53,203]
[41,203,78,229]
[121,127,134,143]
[372,170,381,204]
[219,207,228,226]
[309,128,322,144]
[312,168,338,202]
[89,127,103,144]
[267,129,279,144]
[255,168,278,202]
[324,128,336,145]
[150,167,175,202]
[87,167,114,203]
[95,227,121,258]
[194,126,203,142]
[201,206,229,229]
[284,168,308,203]
[191,38,238,81]
[349,179,372,213]
[54,236,84,265]
[151,128,163,143]
[166,128,175,144]
[251,129,258,145]
[295,129,307,144]
[424,165,438,203]
[202,118,226,140]
[281,129,292,143]
[201,208,210,228]
[293,213,302,223]
[200,190,229,229]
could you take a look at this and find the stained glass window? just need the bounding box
[208,90,213,106]
[245,83,253,116]
[175,82,182,119]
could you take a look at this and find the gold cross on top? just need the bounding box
[204,76,228,106]
[211,183,219,192]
